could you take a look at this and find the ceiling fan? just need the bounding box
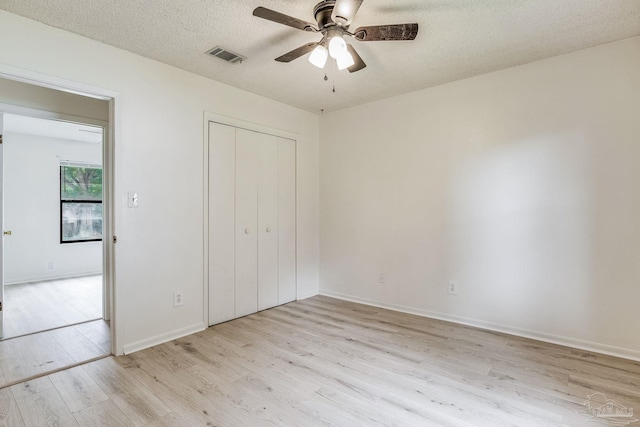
[253,0,419,73]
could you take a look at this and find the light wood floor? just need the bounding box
[0,295,638,426]
[3,275,103,339]
[0,320,110,389]
[0,275,109,390]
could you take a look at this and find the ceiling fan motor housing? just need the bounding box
[314,1,339,30]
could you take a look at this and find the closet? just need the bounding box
[208,121,296,326]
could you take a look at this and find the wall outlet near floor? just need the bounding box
[378,273,385,283]
[47,261,55,270]
[448,281,458,295]
[173,290,184,307]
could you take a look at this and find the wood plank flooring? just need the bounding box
[3,275,103,339]
[1,295,638,426]
[0,275,109,390]
[0,320,110,389]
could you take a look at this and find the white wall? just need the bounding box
[320,36,640,360]
[0,10,320,355]
[3,132,102,284]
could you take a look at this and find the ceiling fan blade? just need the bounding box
[275,42,318,62]
[346,44,366,73]
[353,23,418,41]
[253,7,317,32]
[332,0,364,25]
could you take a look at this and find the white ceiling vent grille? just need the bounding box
[206,46,245,64]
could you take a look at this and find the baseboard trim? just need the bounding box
[4,271,102,286]
[122,322,206,355]
[297,290,320,301]
[320,290,640,362]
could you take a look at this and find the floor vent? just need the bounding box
[206,46,246,64]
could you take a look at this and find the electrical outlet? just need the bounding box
[378,273,385,283]
[448,281,458,295]
[47,261,55,271]
[173,290,184,307]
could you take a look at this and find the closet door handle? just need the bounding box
[244,228,250,234]
[266,227,271,233]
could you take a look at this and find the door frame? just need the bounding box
[203,112,298,326]
[0,113,4,337]
[0,65,120,355]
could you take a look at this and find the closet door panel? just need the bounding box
[257,134,279,311]
[235,129,259,318]
[208,123,236,325]
[278,138,297,304]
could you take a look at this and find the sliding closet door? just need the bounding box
[235,129,259,318]
[257,135,279,311]
[278,138,296,304]
[208,123,236,325]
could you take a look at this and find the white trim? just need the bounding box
[0,65,121,355]
[0,102,108,128]
[122,322,207,355]
[103,98,115,341]
[320,290,640,362]
[60,160,102,168]
[204,112,298,142]
[202,113,210,329]
[0,64,116,100]
[4,271,102,286]
[297,290,320,300]
[294,140,299,302]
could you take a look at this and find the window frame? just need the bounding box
[59,163,103,244]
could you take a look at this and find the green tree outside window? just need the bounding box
[60,165,103,243]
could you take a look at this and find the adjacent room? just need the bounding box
[0,94,111,388]
[2,114,104,337]
[0,1,638,425]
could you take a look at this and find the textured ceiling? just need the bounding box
[1,0,639,113]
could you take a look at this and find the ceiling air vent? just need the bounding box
[206,46,246,64]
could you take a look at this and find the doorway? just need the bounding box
[0,75,115,387]
[2,114,105,339]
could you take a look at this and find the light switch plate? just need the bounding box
[128,191,139,208]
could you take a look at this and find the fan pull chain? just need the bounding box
[323,71,336,93]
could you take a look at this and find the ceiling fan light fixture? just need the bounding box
[253,2,418,74]
[336,50,355,70]
[328,34,347,59]
[308,44,328,68]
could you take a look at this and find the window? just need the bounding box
[60,164,103,243]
